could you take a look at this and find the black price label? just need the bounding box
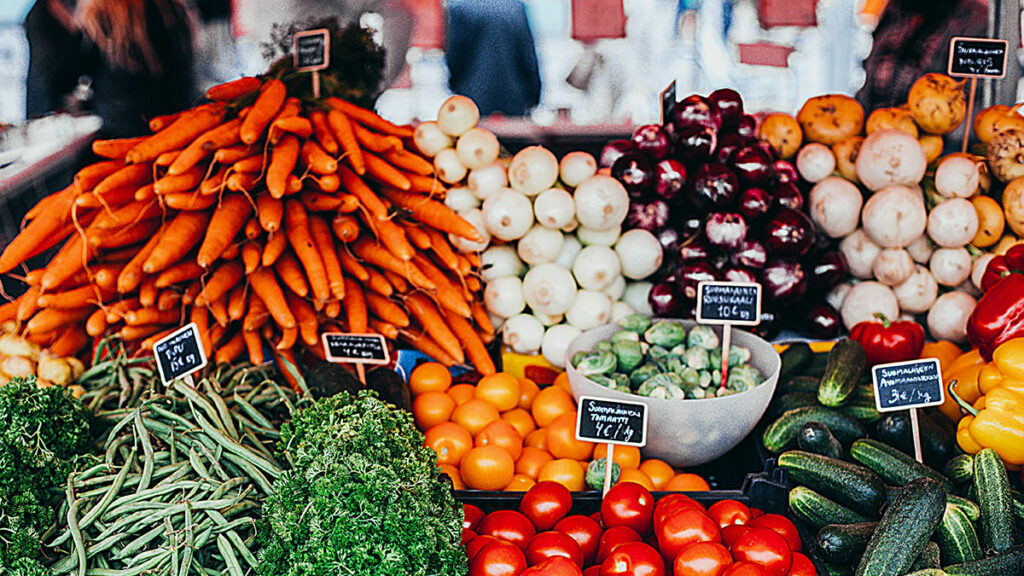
[575,396,648,447]
[293,29,330,72]
[322,332,390,365]
[872,358,945,412]
[696,281,761,326]
[660,80,676,125]
[948,37,1008,78]
[153,323,208,385]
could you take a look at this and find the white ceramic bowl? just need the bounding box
[565,320,780,467]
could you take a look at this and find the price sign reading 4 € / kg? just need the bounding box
[153,323,208,385]
[872,358,945,412]
[575,396,648,447]
[696,281,761,326]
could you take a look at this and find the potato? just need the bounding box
[38,357,72,387]
[974,104,1024,143]
[1,356,35,379]
[866,107,918,138]
[927,198,978,248]
[1004,176,1024,236]
[872,249,914,286]
[0,334,41,360]
[797,94,864,146]
[986,128,1024,183]
[832,136,863,183]
[840,229,882,279]
[993,234,1024,255]
[809,177,863,238]
[758,113,803,159]
[908,73,966,135]
[919,134,943,164]
[66,357,85,381]
[841,281,900,330]
[894,265,938,314]
[971,195,1005,247]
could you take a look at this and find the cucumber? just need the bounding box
[778,450,887,515]
[973,448,1014,553]
[763,406,867,454]
[1013,490,1024,523]
[780,342,814,377]
[818,338,866,407]
[943,544,1024,576]
[789,486,871,529]
[903,570,947,576]
[936,503,982,565]
[768,392,820,420]
[806,351,830,377]
[841,392,883,424]
[854,477,947,576]
[911,541,941,571]
[849,439,955,494]
[946,494,981,522]
[816,522,878,563]
[822,562,855,576]
[780,375,822,395]
[797,422,844,460]
[944,454,974,485]
[873,411,955,469]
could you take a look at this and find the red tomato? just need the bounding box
[464,528,478,545]
[655,507,721,562]
[584,566,601,576]
[749,508,765,519]
[746,515,801,553]
[591,511,604,526]
[595,526,642,565]
[602,482,655,536]
[654,499,705,530]
[720,524,752,549]
[554,515,603,566]
[730,527,793,576]
[655,494,699,512]
[599,541,666,576]
[787,552,815,576]
[478,510,539,550]
[722,561,772,576]
[672,541,733,576]
[521,481,574,530]
[469,540,528,576]
[526,531,584,567]
[522,556,584,576]
[707,500,751,528]
[468,535,503,560]
[466,504,486,531]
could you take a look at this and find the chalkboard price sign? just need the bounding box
[293,29,330,72]
[696,281,761,326]
[948,37,1008,78]
[660,80,676,125]
[575,396,648,447]
[153,323,208,385]
[872,358,945,412]
[322,332,390,365]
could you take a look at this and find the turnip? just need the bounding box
[872,248,914,286]
[908,73,966,135]
[433,148,468,184]
[482,189,533,241]
[906,234,934,264]
[572,245,620,291]
[560,151,598,187]
[518,225,564,265]
[561,218,579,234]
[455,127,500,170]
[611,301,636,322]
[840,229,882,279]
[855,130,927,191]
[927,291,976,344]
[542,324,582,368]
[927,198,978,247]
[615,229,663,280]
[565,290,613,331]
[809,177,863,238]
[437,95,479,137]
[444,186,479,212]
[826,282,853,311]
[957,279,981,297]
[840,281,900,330]
[533,188,576,229]
[555,235,583,269]
[574,174,629,231]
[532,311,564,326]
[413,121,452,157]
[503,314,544,354]
[508,146,559,196]
[622,281,653,316]
[860,185,927,248]
[484,275,526,318]
[972,253,996,290]
[929,247,972,287]
[603,275,626,300]
[893,265,938,313]
[796,143,836,183]
[1002,176,1024,235]
[577,226,621,246]
[467,162,508,201]
[481,245,525,281]
[523,263,577,316]
[934,155,980,198]
[449,208,489,253]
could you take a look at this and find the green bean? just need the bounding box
[101,481,206,521]
[165,517,179,576]
[196,441,231,482]
[188,447,215,483]
[205,510,258,570]
[103,435,132,466]
[172,380,226,431]
[115,522,167,560]
[209,477,247,500]
[188,409,280,478]
[66,488,87,576]
[132,409,155,493]
[51,448,135,548]
[86,550,169,576]
[176,502,194,576]
[216,534,245,576]
[232,393,274,429]
[207,385,240,440]
[220,452,274,495]
[73,462,111,485]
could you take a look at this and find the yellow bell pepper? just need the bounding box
[993,338,1024,380]
[950,382,1024,465]
[978,363,1005,395]
[957,415,983,454]
[946,348,985,374]
[939,363,984,421]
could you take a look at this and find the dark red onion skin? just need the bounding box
[772,160,799,185]
[649,282,683,316]
[734,115,757,139]
[709,88,744,128]
[656,227,681,255]
[673,124,717,163]
[654,158,687,201]
[737,187,774,222]
[670,95,722,133]
[688,163,739,211]
[752,309,783,340]
[625,199,670,232]
[611,152,654,197]
[676,216,704,242]
[675,261,721,300]
[730,145,774,187]
[723,267,758,284]
[678,237,712,263]
[631,124,671,161]
[809,250,848,289]
[600,139,634,168]
[803,302,842,339]
[771,181,805,212]
[715,133,746,165]
[730,239,768,269]
[704,212,747,251]
[763,208,815,258]
[762,260,808,305]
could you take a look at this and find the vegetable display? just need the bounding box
[0,324,86,389]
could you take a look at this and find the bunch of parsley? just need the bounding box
[256,391,466,576]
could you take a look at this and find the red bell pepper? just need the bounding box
[981,254,1010,292]
[849,313,925,367]
[967,272,1024,360]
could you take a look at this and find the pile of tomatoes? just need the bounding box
[462,481,816,576]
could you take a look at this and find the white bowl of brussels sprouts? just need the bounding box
[565,316,780,467]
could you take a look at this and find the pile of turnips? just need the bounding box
[414,96,664,367]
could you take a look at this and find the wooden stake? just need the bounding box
[719,323,732,390]
[356,362,366,385]
[962,77,977,153]
[603,444,615,496]
[909,408,924,463]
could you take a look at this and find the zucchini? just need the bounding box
[973,448,1014,553]
[763,406,867,454]
[768,392,820,420]
[797,422,844,460]
[873,411,955,469]
[780,342,813,377]
[789,486,870,529]
[936,503,982,565]
[817,338,866,407]
[943,544,1024,576]
[778,450,887,515]
[816,522,878,563]
[854,477,947,576]
[945,494,981,522]
[944,454,974,485]
[849,439,955,494]
[911,541,941,571]
[780,375,822,395]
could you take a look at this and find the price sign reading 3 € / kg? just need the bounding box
[153,323,208,385]
[872,358,945,412]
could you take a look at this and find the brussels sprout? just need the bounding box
[611,330,640,344]
[586,458,621,490]
[726,364,762,392]
[687,325,720,350]
[688,387,708,399]
[709,345,751,368]
[648,345,669,360]
[698,370,713,389]
[613,372,630,390]
[618,313,652,334]
[659,354,685,375]
[590,375,618,389]
[715,387,739,397]
[670,345,688,356]
[678,366,700,387]
[613,339,644,372]
[571,351,587,367]
[637,372,685,399]
[577,350,617,376]
[683,346,710,370]
[613,383,633,394]
[644,321,687,348]
[629,362,661,388]
[595,340,613,353]
[712,369,722,386]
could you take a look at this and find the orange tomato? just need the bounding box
[461,445,515,490]
[531,386,576,427]
[518,377,540,409]
[409,362,452,395]
[424,422,473,466]
[475,420,524,460]
[501,408,537,438]
[665,473,711,491]
[593,444,642,470]
[447,383,476,406]
[920,340,964,373]
[617,469,655,491]
[516,447,554,479]
[552,372,572,393]
[475,373,522,411]
[439,463,465,489]
[525,427,549,450]
[451,398,500,435]
[538,458,585,492]
[639,459,676,490]
[504,474,536,492]
[412,391,455,430]
[546,412,594,460]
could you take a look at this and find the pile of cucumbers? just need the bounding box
[764,341,1024,576]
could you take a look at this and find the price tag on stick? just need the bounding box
[947,36,1008,152]
[293,28,330,97]
[153,323,208,386]
[321,332,390,384]
[576,396,648,495]
[872,358,945,463]
[696,281,762,390]
[660,80,676,125]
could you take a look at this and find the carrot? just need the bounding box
[326,97,414,138]
[104,298,140,323]
[262,230,288,267]
[382,187,483,242]
[331,213,361,243]
[337,246,370,283]
[313,173,339,193]
[232,155,264,174]
[308,216,345,300]
[287,174,303,194]
[224,172,258,193]
[50,324,90,357]
[249,268,296,329]
[26,306,93,335]
[301,140,337,175]
[443,308,495,375]
[154,166,204,196]
[400,328,457,366]
[154,150,181,167]
[94,164,155,198]
[318,299,336,319]
[24,184,71,221]
[353,123,403,153]
[240,79,286,145]
[267,135,300,199]
[282,290,318,347]
[338,194,360,213]
[413,255,471,317]
[196,260,244,305]
[383,270,408,293]
[370,320,399,340]
[250,193,282,233]
[310,110,339,155]
[272,97,301,122]
[401,221,432,250]
[275,252,310,298]
[241,242,261,274]
[190,304,213,354]
[168,117,242,175]
[471,301,494,336]
[120,323,169,342]
[214,330,246,364]
[226,284,247,321]
[16,287,41,322]
[185,279,205,305]
[365,292,410,327]
[327,109,365,175]
[300,190,344,212]
[465,275,481,292]
[208,292,229,327]
[209,322,226,347]
[244,217,261,240]
[342,277,368,333]
[365,268,393,296]
[196,194,252,267]
[406,172,447,195]
[74,160,124,192]
[140,327,176,352]
[374,217,415,261]
[284,200,330,302]
[0,298,20,324]
[26,330,60,348]
[271,116,313,140]
[154,260,203,288]
[93,136,148,159]
[142,211,210,274]
[23,269,44,287]
[91,200,161,229]
[127,103,226,164]
[425,228,461,272]
[148,112,181,132]
[91,218,161,250]
[205,76,261,101]
[139,278,158,307]
[363,152,412,191]
[0,197,76,273]
[40,233,96,291]
[35,283,111,310]
[244,293,269,332]
[134,183,156,202]
[214,144,252,165]
[404,292,464,363]
[92,264,126,292]
[352,238,435,289]
[86,308,107,336]
[124,308,181,326]
[243,328,264,365]
[164,191,218,211]
[157,290,181,312]
[385,148,433,176]
[74,186,138,210]
[338,166,388,219]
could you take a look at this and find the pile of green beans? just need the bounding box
[45,371,303,576]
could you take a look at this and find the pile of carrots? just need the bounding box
[0,75,497,374]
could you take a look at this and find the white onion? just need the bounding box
[481,245,525,281]
[523,263,578,316]
[555,235,583,269]
[433,148,468,184]
[517,225,564,265]
[577,226,621,247]
[927,198,979,248]
[565,290,613,331]
[929,247,972,287]
[826,282,854,311]
[503,314,544,354]
[508,146,560,196]
[412,121,452,157]
[861,185,927,248]
[615,229,664,280]
[809,177,863,238]
[872,248,914,286]
[611,301,636,322]
[622,282,653,316]
[572,245,621,291]
[449,208,490,253]
[603,275,626,300]
[467,163,508,201]
[455,127,500,170]
[532,311,564,326]
[906,234,935,264]
[840,281,900,330]
[436,95,479,137]
[444,186,479,212]
[893,265,938,314]
[972,253,996,290]
[855,129,927,191]
[484,275,525,318]
[534,188,576,229]
[560,151,598,187]
[561,218,579,234]
[927,291,976,344]
[481,189,534,241]
[796,143,836,183]
[542,324,582,368]
[839,229,882,279]
[574,175,630,231]
[934,155,980,198]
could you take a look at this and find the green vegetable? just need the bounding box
[710,345,751,369]
[576,350,617,376]
[637,373,685,399]
[936,503,982,565]
[796,422,844,460]
[942,544,1024,576]
[780,342,813,377]
[594,341,613,353]
[911,541,941,571]
[618,314,651,333]
[590,375,618,389]
[779,375,822,395]
[818,339,866,407]
[854,477,946,576]
[788,486,870,529]
[586,458,620,490]
[778,450,886,515]
[629,363,661,388]
[945,454,974,485]
[849,439,954,494]
[644,321,686,348]
[686,325,719,350]
[726,364,760,391]
[763,406,867,454]
[611,330,639,344]
[816,522,878,563]
[946,494,981,522]
[682,347,709,370]
[767,392,819,421]
[973,448,1014,553]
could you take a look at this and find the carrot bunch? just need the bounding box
[0,75,496,374]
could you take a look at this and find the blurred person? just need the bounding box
[24,0,197,137]
[856,0,987,111]
[446,0,541,116]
